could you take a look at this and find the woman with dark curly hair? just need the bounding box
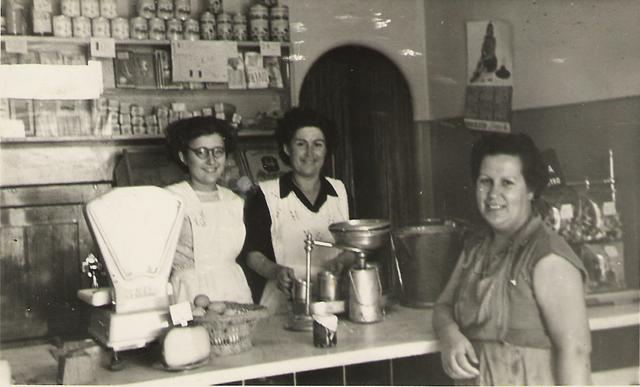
[433,132,592,385]
[165,116,252,305]
[243,107,353,314]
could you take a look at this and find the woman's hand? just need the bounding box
[438,325,480,380]
[275,265,296,297]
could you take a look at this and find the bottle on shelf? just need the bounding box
[5,0,28,35]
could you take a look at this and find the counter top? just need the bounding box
[3,302,639,386]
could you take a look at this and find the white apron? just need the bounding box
[166,181,253,304]
[259,177,349,314]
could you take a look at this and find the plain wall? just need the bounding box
[424,0,640,119]
[288,0,430,121]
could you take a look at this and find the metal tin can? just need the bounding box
[199,11,215,40]
[148,17,165,40]
[215,12,232,40]
[207,0,222,15]
[99,0,117,18]
[173,0,190,21]
[249,3,269,41]
[137,0,156,19]
[110,16,129,39]
[132,125,146,135]
[269,5,288,41]
[72,15,91,37]
[166,18,182,40]
[91,16,110,37]
[318,271,339,301]
[33,0,53,13]
[62,0,80,17]
[80,0,99,18]
[183,18,199,40]
[232,12,246,41]
[270,18,288,42]
[53,15,72,37]
[6,0,28,35]
[130,16,148,39]
[293,279,309,303]
[130,104,145,116]
[32,10,53,35]
[131,116,145,126]
[156,0,173,20]
[270,5,288,20]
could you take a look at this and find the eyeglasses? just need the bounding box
[188,146,226,160]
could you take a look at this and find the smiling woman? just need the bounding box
[164,116,253,306]
[433,133,592,385]
[242,107,355,314]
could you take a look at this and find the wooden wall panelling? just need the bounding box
[1,186,106,341]
[0,226,48,341]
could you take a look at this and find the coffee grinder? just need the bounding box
[287,219,390,330]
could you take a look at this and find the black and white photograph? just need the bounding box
[0,0,638,386]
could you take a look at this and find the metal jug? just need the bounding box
[348,263,383,323]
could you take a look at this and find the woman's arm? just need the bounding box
[533,253,592,385]
[432,252,479,380]
[247,251,295,297]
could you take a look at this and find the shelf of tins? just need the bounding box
[0,129,275,144]
[0,35,291,49]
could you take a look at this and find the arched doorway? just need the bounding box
[299,45,418,226]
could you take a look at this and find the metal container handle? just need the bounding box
[389,234,404,293]
[348,267,382,304]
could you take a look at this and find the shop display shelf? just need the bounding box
[0,35,291,49]
[0,130,274,144]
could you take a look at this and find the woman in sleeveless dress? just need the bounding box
[433,133,592,385]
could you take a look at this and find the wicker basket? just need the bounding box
[193,302,269,356]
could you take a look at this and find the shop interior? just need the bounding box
[1,0,639,385]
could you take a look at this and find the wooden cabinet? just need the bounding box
[0,36,291,342]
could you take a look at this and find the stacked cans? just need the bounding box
[269,5,288,42]
[54,0,118,38]
[131,0,202,40]
[96,98,233,136]
[248,3,289,42]
[248,3,268,41]
[32,0,53,35]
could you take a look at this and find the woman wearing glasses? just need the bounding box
[243,107,353,314]
[165,116,253,305]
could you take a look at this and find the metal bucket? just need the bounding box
[391,219,466,308]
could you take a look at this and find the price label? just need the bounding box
[560,204,574,220]
[169,301,193,327]
[604,245,619,258]
[260,41,281,57]
[5,39,28,54]
[602,201,617,216]
[90,37,116,58]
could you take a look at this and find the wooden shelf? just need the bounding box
[0,130,273,144]
[0,35,290,49]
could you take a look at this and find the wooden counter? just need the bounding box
[2,302,638,385]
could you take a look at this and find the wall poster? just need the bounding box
[464,20,513,133]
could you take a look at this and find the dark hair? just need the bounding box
[166,116,236,171]
[275,107,336,166]
[470,133,549,200]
